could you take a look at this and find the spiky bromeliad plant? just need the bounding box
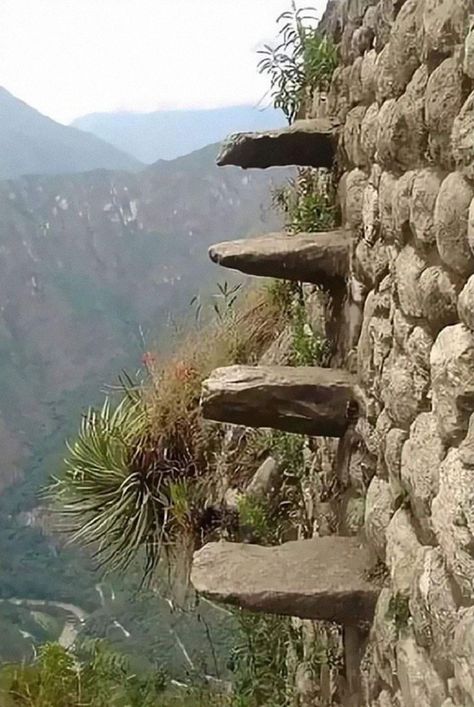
[46,379,206,579]
[46,285,284,581]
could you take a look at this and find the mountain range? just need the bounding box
[0,85,291,669]
[72,104,286,163]
[0,86,141,179]
[0,87,290,653]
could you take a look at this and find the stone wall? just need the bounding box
[310,0,474,704]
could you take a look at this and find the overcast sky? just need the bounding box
[0,0,326,125]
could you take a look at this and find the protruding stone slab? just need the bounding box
[191,537,378,624]
[216,118,340,169]
[201,365,356,437]
[208,230,350,286]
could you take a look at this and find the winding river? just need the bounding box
[0,598,87,649]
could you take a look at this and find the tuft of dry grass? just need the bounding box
[49,283,287,582]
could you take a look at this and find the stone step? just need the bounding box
[208,230,350,286]
[216,118,340,169]
[191,537,378,624]
[201,365,356,437]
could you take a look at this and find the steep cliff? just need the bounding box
[184,1,474,704]
[310,0,474,703]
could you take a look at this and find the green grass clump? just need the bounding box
[272,172,336,235]
[290,299,329,367]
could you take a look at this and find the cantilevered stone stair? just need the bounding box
[208,230,350,286]
[217,117,340,169]
[201,364,356,436]
[191,537,378,624]
[192,116,378,686]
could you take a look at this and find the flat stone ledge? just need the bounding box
[191,537,379,624]
[216,118,340,169]
[208,230,350,286]
[201,364,356,437]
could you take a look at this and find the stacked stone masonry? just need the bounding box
[319,0,474,703]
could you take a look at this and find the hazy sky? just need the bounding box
[0,0,326,125]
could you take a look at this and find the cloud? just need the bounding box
[0,0,330,123]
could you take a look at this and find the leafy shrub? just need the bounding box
[0,640,168,707]
[229,611,294,706]
[290,299,329,367]
[272,169,336,234]
[258,2,338,123]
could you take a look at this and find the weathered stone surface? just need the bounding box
[410,547,458,674]
[208,231,350,285]
[364,477,394,560]
[465,26,474,79]
[453,607,474,707]
[340,21,358,65]
[349,57,364,106]
[418,0,469,64]
[452,92,474,183]
[375,46,397,104]
[327,66,350,121]
[419,266,460,334]
[392,307,414,350]
[392,171,415,244]
[410,168,444,246]
[352,24,374,57]
[434,172,474,276]
[432,448,474,599]
[354,239,388,288]
[358,296,392,398]
[386,509,422,594]
[458,275,474,332]
[459,413,474,468]
[360,102,379,162]
[385,428,408,497]
[394,245,426,318]
[371,589,398,689]
[396,634,447,707]
[373,0,396,52]
[362,167,381,244]
[344,105,368,167]
[469,197,474,259]
[245,456,280,500]
[381,348,429,429]
[425,57,464,169]
[376,67,428,172]
[378,171,397,242]
[361,49,377,104]
[191,537,379,623]
[376,100,397,169]
[201,365,356,436]
[406,326,433,372]
[387,0,420,94]
[401,413,445,542]
[344,167,368,234]
[377,689,399,707]
[216,118,340,169]
[431,324,474,445]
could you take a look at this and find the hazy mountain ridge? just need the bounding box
[0,87,142,179]
[72,104,286,163]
